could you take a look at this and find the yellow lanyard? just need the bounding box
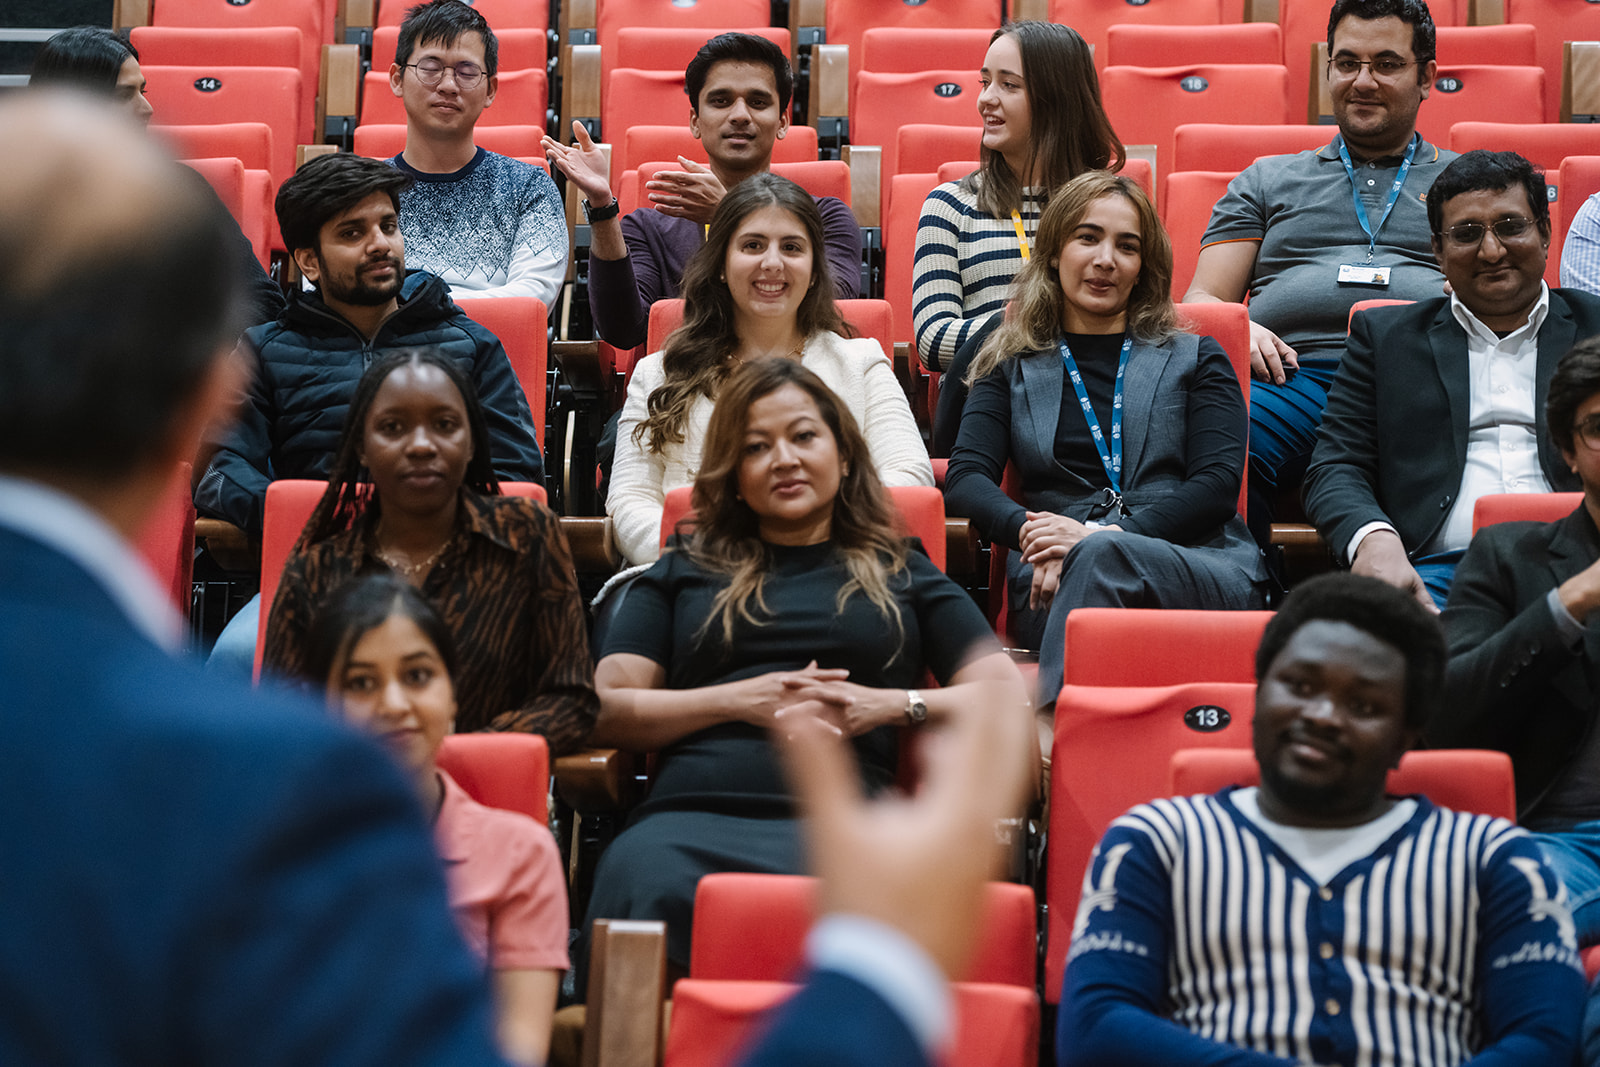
[1010,210,1031,262]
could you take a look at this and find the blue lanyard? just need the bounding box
[1336,132,1419,263]
[1059,335,1133,506]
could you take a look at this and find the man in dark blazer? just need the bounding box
[1305,150,1600,609]
[1438,336,1600,950]
[0,94,508,1065]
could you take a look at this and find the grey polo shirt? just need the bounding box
[1201,136,1457,362]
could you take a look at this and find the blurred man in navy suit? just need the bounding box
[0,92,508,1066]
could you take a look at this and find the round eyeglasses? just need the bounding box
[1436,217,1538,248]
[405,60,485,88]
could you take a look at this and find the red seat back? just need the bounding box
[1106,22,1280,67]
[1175,301,1251,517]
[885,171,945,350]
[157,121,274,174]
[1171,123,1330,175]
[1165,171,1234,299]
[895,124,984,182]
[851,69,983,179]
[1046,681,1257,1001]
[1503,0,1600,121]
[182,157,246,232]
[132,25,314,145]
[824,0,1001,59]
[1062,607,1272,687]
[134,463,195,612]
[1169,747,1517,821]
[454,297,548,441]
[436,732,550,823]
[595,0,769,82]
[1472,492,1585,534]
[1047,0,1223,71]
[142,65,303,190]
[1412,66,1545,148]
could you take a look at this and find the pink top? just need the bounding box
[434,770,570,971]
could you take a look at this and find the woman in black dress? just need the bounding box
[583,357,1023,978]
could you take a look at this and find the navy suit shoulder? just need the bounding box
[0,528,506,1067]
[736,970,929,1067]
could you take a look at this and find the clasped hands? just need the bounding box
[1019,511,1119,610]
[735,661,904,739]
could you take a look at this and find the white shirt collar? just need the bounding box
[1449,281,1550,349]
[0,474,183,652]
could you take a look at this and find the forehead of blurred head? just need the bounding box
[0,93,239,479]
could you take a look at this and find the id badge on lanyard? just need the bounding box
[1335,133,1418,289]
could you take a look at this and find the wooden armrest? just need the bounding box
[1471,0,1504,24]
[194,517,259,571]
[944,518,980,581]
[1566,42,1600,121]
[1310,41,1331,124]
[559,515,620,573]
[554,747,637,811]
[1009,0,1048,20]
[563,43,602,142]
[320,43,362,124]
[842,144,881,229]
[564,0,597,36]
[115,0,151,29]
[808,43,849,124]
[1270,523,1325,548]
[297,144,338,168]
[552,340,608,394]
[342,0,375,33]
[582,919,666,1067]
[788,0,826,53]
[1243,0,1279,22]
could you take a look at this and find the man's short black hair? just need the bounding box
[275,153,413,255]
[29,26,138,94]
[1425,149,1550,239]
[1255,573,1446,730]
[1548,336,1600,455]
[396,0,498,77]
[684,32,793,113]
[0,95,243,482]
[1327,0,1437,68]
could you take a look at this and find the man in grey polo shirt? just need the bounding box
[1185,0,1455,553]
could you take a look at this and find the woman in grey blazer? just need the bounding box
[945,171,1268,707]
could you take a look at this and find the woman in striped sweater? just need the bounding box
[913,21,1123,452]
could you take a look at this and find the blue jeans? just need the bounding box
[1534,823,1600,947]
[1412,550,1463,612]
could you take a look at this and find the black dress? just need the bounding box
[581,538,997,971]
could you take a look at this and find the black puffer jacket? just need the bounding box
[196,271,543,536]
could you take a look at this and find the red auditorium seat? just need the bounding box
[436,733,550,823]
[375,0,548,29]
[894,124,984,182]
[130,26,314,146]
[1061,607,1272,687]
[884,171,945,354]
[1047,0,1223,71]
[359,67,547,128]
[182,156,245,238]
[1435,22,1538,66]
[595,0,768,82]
[157,122,274,175]
[1504,0,1600,122]
[1101,65,1291,193]
[453,298,548,442]
[135,464,195,613]
[1105,22,1281,67]
[1472,492,1586,535]
[1411,65,1545,148]
[1171,123,1331,175]
[850,70,983,179]
[1164,170,1235,299]
[142,65,303,195]
[182,156,269,265]
[663,873,1036,1067]
[1169,748,1517,821]
[256,480,547,675]
[352,123,547,159]
[811,0,1001,61]
[1560,156,1600,281]
[1046,681,1259,1002]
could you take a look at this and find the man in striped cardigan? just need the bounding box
[1058,573,1585,1066]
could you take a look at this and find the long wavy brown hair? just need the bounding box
[968,172,1179,385]
[963,21,1124,219]
[684,357,909,650]
[634,173,854,455]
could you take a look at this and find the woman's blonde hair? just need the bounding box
[963,21,1125,218]
[684,357,909,650]
[634,173,854,455]
[967,172,1178,385]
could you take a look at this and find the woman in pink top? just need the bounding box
[304,574,568,1067]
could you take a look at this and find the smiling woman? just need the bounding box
[262,350,598,755]
[580,358,1025,986]
[606,173,931,567]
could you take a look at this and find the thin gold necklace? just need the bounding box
[734,335,807,365]
[377,542,448,578]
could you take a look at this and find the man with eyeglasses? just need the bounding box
[385,0,566,305]
[1437,336,1600,962]
[1186,0,1455,560]
[1306,150,1600,613]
